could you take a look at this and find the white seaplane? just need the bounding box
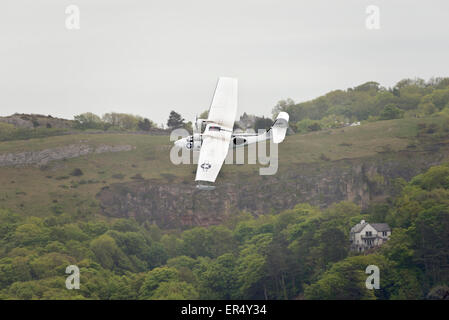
[174,77,289,189]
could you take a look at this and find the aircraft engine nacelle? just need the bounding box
[271,112,289,143]
[195,118,208,133]
[232,136,247,147]
[174,134,202,151]
[181,136,193,150]
[193,133,202,150]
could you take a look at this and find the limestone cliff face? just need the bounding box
[0,144,134,167]
[97,147,449,229]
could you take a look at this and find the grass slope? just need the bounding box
[0,117,447,220]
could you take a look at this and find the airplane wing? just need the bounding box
[207,77,238,128]
[195,128,232,183]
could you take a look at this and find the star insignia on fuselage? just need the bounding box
[200,162,212,171]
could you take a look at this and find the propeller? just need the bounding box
[195,114,198,133]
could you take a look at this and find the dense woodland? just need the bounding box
[0,163,448,299]
[274,77,449,133]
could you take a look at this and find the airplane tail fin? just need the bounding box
[270,112,289,143]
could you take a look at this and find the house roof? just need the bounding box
[351,221,391,234]
[370,223,391,232]
[351,222,367,233]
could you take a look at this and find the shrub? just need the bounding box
[70,168,83,177]
[380,104,404,120]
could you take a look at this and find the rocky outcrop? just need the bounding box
[0,113,169,134]
[0,113,74,129]
[0,144,134,167]
[97,146,449,229]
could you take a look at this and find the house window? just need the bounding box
[382,231,387,236]
[366,231,372,236]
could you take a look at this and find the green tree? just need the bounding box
[379,104,404,120]
[236,253,267,299]
[199,110,209,119]
[30,253,74,278]
[167,111,185,129]
[139,266,179,299]
[272,98,295,119]
[90,234,133,271]
[254,116,272,132]
[319,227,347,266]
[181,227,213,258]
[150,281,199,300]
[295,118,321,133]
[196,253,238,299]
[137,118,153,131]
[102,113,142,130]
[304,255,385,300]
[74,112,103,130]
[14,222,49,246]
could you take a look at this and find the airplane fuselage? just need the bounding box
[175,131,269,152]
[174,113,287,153]
[176,133,255,151]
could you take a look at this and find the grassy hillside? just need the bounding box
[1,116,448,221]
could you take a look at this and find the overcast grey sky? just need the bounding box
[1,0,448,126]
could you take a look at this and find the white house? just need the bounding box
[350,220,391,252]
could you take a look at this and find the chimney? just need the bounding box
[361,220,366,224]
